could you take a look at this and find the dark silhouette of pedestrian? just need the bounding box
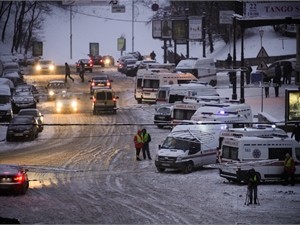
[291,123,300,142]
[283,62,293,84]
[79,60,85,82]
[226,53,232,68]
[246,168,259,205]
[273,63,281,97]
[245,61,252,85]
[64,62,74,82]
[141,128,152,160]
[150,51,156,60]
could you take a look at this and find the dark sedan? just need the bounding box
[75,59,93,73]
[0,164,29,195]
[6,115,39,142]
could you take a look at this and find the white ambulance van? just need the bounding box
[156,83,218,104]
[175,58,217,85]
[155,123,227,173]
[190,101,253,125]
[134,69,197,104]
[218,134,300,182]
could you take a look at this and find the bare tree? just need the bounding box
[0,1,13,42]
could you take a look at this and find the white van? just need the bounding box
[218,134,300,182]
[190,101,253,125]
[135,69,197,104]
[175,58,217,85]
[155,124,226,173]
[156,83,218,104]
[0,84,13,122]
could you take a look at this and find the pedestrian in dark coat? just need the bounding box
[141,128,152,160]
[226,53,232,68]
[150,51,156,60]
[291,123,300,142]
[79,60,85,82]
[283,62,293,84]
[65,62,74,82]
[247,168,259,204]
[245,62,252,85]
[273,63,281,97]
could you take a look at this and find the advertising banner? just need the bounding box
[89,43,99,56]
[32,41,43,57]
[285,89,300,123]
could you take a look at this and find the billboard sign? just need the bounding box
[172,19,188,41]
[161,20,172,39]
[89,42,99,56]
[152,20,162,39]
[32,41,43,57]
[244,1,300,18]
[285,89,300,123]
[189,16,202,40]
[219,10,235,24]
[117,38,126,51]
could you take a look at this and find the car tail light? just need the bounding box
[14,173,24,182]
[113,97,116,102]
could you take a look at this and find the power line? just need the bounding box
[50,2,149,23]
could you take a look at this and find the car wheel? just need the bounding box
[156,167,165,173]
[90,69,93,73]
[183,162,193,174]
[18,183,28,195]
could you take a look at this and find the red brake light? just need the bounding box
[14,173,24,182]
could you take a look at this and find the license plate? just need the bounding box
[14,133,23,137]
[161,163,169,167]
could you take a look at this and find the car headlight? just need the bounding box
[104,58,111,65]
[49,90,55,96]
[71,100,77,108]
[36,65,41,71]
[49,65,55,71]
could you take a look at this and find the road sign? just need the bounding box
[112,4,125,13]
[219,11,235,25]
[257,60,268,70]
[256,46,269,58]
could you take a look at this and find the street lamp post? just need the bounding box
[259,30,264,112]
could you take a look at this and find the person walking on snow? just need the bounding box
[246,168,259,205]
[79,60,85,82]
[282,153,296,186]
[133,130,143,161]
[65,62,74,82]
[141,128,152,160]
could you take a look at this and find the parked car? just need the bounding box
[263,58,296,78]
[75,59,93,72]
[12,90,37,113]
[2,61,24,76]
[46,80,69,101]
[18,108,44,132]
[0,164,29,195]
[6,115,39,142]
[15,84,39,102]
[2,71,25,87]
[90,55,103,66]
[34,60,56,74]
[89,75,112,94]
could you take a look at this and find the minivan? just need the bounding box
[91,89,119,114]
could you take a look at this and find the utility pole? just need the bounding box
[70,5,73,59]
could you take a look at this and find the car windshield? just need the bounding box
[11,117,32,124]
[0,96,10,104]
[19,110,37,116]
[157,107,171,114]
[161,136,200,151]
[40,60,52,65]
